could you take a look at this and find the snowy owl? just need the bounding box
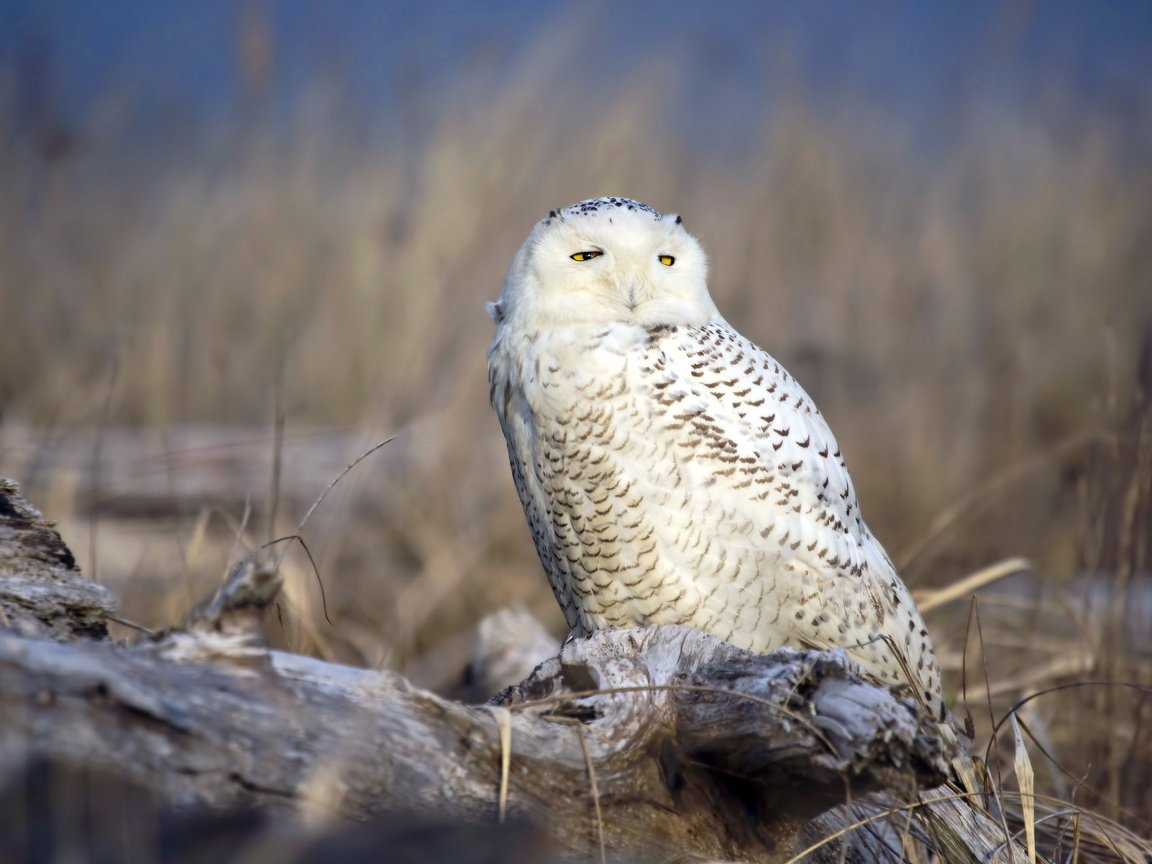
[487,196,943,718]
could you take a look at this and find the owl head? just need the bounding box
[488,197,717,331]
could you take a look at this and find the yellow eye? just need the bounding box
[570,250,603,262]
[658,254,676,266]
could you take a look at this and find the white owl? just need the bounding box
[487,197,943,718]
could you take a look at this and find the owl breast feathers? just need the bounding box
[487,196,943,718]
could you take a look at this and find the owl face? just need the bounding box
[490,197,717,331]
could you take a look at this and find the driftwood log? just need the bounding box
[0,478,1022,863]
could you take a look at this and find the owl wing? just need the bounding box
[634,321,876,578]
[618,321,936,704]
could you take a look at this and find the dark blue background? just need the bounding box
[4,0,1150,150]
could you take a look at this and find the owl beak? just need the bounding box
[623,276,645,311]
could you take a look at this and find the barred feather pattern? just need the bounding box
[487,198,943,719]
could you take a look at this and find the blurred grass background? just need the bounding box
[0,0,1150,844]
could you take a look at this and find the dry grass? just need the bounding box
[0,32,1150,858]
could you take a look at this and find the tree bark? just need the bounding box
[0,478,1020,863]
[0,478,116,640]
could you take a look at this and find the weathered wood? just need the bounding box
[0,478,116,639]
[0,424,406,518]
[0,478,1025,863]
[0,625,949,860]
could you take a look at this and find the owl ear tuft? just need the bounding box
[486,301,505,324]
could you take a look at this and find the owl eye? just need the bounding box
[570,250,603,262]
[658,254,676,266]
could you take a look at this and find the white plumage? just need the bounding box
[487,197,943,718]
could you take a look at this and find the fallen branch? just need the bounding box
[0,478,1022,863]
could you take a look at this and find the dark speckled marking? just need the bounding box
[557,197,663,221]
